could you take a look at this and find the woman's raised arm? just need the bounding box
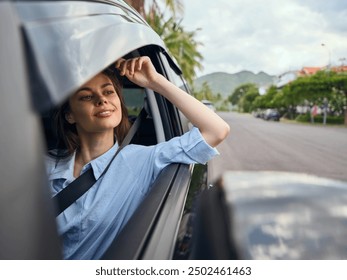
[116,56,230,147]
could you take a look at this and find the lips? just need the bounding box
[95,109,114,117]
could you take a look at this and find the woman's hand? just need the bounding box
[116,56,230,147]
[115,56,159,88]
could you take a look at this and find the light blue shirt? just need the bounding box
[46,127,218,259]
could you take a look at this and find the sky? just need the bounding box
[180,0,347,77]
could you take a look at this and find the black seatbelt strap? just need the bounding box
[53,108,146,216]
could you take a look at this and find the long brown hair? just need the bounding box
[54,69,131,155]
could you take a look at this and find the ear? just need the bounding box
[65,112,75,124]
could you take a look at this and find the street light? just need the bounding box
[321,43,331,68]
[321,44,331,125]
[339,57,346,70]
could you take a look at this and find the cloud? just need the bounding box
[181,0,347,76]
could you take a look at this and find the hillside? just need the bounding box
[193,71,276,98]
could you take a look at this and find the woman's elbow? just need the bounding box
[210,122,230,147]
[218,122,231,143]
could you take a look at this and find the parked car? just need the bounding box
[0,0,209,260]
[252,109,264,118]
[201,99,216,112]
[263,109,280,121]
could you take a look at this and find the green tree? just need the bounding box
[192,81,209,100]
[238,86,260,112]
[286,71,331,103]
[125,0,203,86]
[160,0,184,16]
[330,73,347,124]
[253,85,278,109]
[228,83,257,106]
[125,0,183,17]
[228,83,259,112]
[191,82,228,111]
[284,71,347,124]
[252,95,266,109]
[146,13,203,85]
[271,90,286,111]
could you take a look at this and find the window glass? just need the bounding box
[123,88,145,117]
[159,52,189,91]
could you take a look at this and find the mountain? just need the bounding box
[193,71,276,98]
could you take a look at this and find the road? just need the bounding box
[209,112,347,183]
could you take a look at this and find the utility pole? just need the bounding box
[339,57,346,71]
[321,43,331,69]
[321,44,331,125]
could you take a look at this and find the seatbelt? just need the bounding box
[52,108,146,216]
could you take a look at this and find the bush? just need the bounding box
[295,113,344,124]
[295,114,310,122]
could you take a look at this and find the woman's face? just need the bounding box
[66,73,122,135]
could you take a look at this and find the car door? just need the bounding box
[0,0,206,260]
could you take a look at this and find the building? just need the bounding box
[276,65,347,88]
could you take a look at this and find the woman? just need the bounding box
[46,56,230,259]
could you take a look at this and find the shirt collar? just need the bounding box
[48,152,76,181]
[89,142,119,180]
[48,142,119,181]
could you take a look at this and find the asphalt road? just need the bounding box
[209,112,347,183]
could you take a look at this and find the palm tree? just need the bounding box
[160,0,184,17]
[125,0,203,85]
[147,12,203,85]
[125,0,182,17]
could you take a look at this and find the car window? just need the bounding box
[123,88,145,117]
[158,52,190,133]
[122,84,158,146]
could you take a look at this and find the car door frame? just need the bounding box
[102,46,195,260]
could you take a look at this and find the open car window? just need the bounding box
[41,48,169,152]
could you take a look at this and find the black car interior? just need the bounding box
[41,62,157,152]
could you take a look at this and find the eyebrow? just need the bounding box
[76,83,113,94]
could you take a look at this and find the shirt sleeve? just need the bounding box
[151,126,219,175]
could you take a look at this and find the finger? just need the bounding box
[137,57,144,70]
[129,58,137,75]
[115,58,126,69]
[138,56,151,71]
[115,59,127,76]
[121,59,131,76]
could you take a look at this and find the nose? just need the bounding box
[96,95,108,106]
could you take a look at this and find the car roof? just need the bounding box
[15,0,168,112]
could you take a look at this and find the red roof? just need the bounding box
[298,65,347,76]
[298,67,322,76]
[330,65,347,73]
